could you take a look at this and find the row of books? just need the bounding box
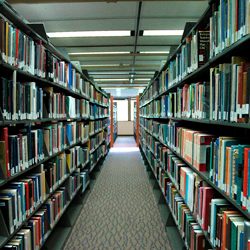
[90,104,108,119]
[142,56,250,123]
[66,97,89,119]
[89,84,108,106]
[166,82,209,119]
[142,137,250,250]
[140,0,250,104]
[0,122,89,179]
[162,150,250,250]
[140,78,161,107]
[0,144,85,234]
[89,120,107,135]
[210,57,250,123]
[210,0,250,58]
[168,31,210,86]
[141,142,208,250]
[3,174,82,250]
[0,15,88,93]
[140,99,161,118]
[0,78,90,121]
[141,120,250,213]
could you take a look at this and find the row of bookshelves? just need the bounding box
[140,134,250,250]
[140,123,250,221]
[0,151,84,248]
[0,1,111,249]
[140,143,201,250]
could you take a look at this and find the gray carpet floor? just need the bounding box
[64,136,171,250]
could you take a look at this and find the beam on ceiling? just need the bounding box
[132,1,142,73]
[60,44,178,48]
[9,0,205,3]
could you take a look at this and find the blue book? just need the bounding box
[236,145,250,204]
[214,138,219,186]
[240,231,244,250]
[66,124,72,146]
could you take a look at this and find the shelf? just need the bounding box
[41,184,82,249]
[80,160,90,170]
[140,33,250,104]
[0,117,90,127]
[140,115,250,129]
[140,125,250,220]
[89,128,104,137]
[0,169,80,248]
[89,99,108,108]
[89,116,109,121]
[90,155,102,173]
[0,61,90,101]
[81,181,90,194]
[141,147,191,250]
[89,139,105,154]
[0,138,89,188]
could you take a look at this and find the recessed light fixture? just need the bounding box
[47,30,131,38]
[69,51,130,55]
[140,51,169,54]
[143,30,183,36]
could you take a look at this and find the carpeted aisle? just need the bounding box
[64,136,171,250]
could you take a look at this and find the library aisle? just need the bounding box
[64,136,171,250]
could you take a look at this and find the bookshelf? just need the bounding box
[133,96,140,146]
[139,1,250,249]
[0,2,110,249]
[110,96,118,147]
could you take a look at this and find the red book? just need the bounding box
[202,187,214,231]
[0,127,10,177]
[198,187,204,221]
[243,148,250,210]
[32,217,42,245]
[23,182,29,216]
[193,133,214,171]
[196,233,206,250]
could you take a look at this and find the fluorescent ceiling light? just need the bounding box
[81,64,119,67]
[47,30,131,38]
[95,79,129,81]
[135,78,151,81]
[140,51,169,54]
[81,64,130,67]
[143,30,183,36]
[69,51,130,55]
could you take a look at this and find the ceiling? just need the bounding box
[9,0,208,92]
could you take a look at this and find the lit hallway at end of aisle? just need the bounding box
[64,136,171,250]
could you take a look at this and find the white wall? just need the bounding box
[118,121,133,135]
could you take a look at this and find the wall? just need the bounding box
[117,121,133,135]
